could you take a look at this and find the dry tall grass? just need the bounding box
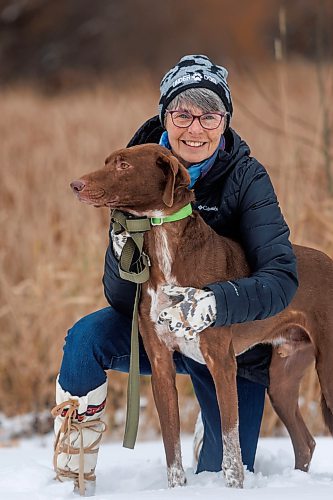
[1,60,332,439]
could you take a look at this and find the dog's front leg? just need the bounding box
[139,316,186,488]
[200,328,244,488]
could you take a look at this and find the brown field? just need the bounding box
[1,60,333,440]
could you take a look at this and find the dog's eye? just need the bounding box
[118,161,131,170]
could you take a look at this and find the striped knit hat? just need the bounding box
[158,54,233,126]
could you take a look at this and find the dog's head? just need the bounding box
[70,144,194,214]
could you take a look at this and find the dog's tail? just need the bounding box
[321,394,333,435]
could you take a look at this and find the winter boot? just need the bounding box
[193,411,204,468]
[51,377,108,496]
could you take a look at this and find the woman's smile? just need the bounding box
[181,140,206,148]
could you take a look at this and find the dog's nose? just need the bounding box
[70,180,86,192]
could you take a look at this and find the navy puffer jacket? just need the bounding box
[103,116,298,386]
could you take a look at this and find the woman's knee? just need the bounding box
[63,307,121,362]
[64,306,133,363]
[59,308,123,395]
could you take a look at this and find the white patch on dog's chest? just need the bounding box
[177,337,206,365]
[146,226,205,364]
[147,286,205,365]
[153,226,174,283]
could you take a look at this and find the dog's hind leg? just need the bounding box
[200,328,244,488]
[268,343,316,471]
[315,338,333,438]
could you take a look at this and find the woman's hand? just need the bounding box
[158,285,217,340]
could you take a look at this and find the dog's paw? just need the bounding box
[222,458,244,488]
[167,466,187,488]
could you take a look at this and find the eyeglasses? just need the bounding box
[166,110,228,130]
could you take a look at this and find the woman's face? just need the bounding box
[165,104,225,166]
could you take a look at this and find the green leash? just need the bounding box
[111,204,193,449]
[111,210,151,449]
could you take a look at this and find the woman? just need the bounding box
[52,55,298,494]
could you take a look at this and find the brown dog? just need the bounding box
[71,143,333,488]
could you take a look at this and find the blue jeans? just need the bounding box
[59,306,265,473]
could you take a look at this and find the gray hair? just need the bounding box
[165,88,226,126]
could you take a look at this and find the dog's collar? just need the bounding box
[150,203,193,226]
[111,203,193,234]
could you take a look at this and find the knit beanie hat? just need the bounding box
[158,54,233,126]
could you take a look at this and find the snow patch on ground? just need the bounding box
[0,434,332,499]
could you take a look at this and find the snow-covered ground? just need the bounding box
[0,434,332,499]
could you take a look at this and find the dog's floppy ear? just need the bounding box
[104,155,111,165]
[157,153,191,207]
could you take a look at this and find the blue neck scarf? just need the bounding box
[159,131,225,188]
